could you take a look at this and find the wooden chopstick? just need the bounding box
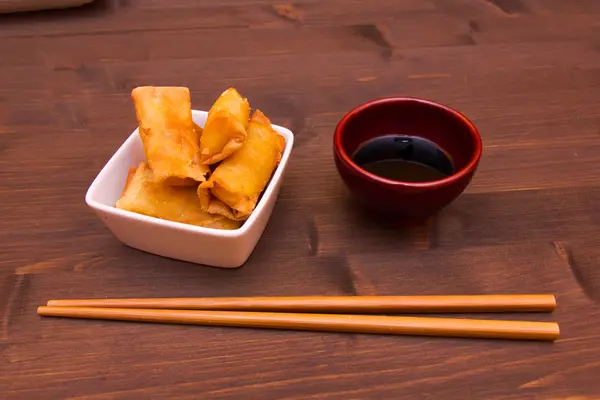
[37,306,560,341]
[46,294,556,313]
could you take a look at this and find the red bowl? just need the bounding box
[333,97,482,220]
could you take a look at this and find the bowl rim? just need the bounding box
[85,109,294,239]
[333,96,483,189]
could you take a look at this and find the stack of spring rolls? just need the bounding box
[116,87,286,230]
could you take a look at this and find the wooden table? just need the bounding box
[2,0,600,398]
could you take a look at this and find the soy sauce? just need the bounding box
[352,135,454,183]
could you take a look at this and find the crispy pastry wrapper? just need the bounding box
[199,88,250,165]
[198,110,285,219]
[197,188,247,221]
[193,123,203,138]
[121,166,137,197]
[131,86,209,185]
[116,162,241,230]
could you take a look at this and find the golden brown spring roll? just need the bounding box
[121,166,137,197]
[116,162,241,230]
[199,88,250,165]
[198,110,285,219]
[197,188,246,221]
[193,122,203,139]
[131,86,209,185]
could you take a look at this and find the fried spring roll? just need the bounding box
[193,122,203,139]
[197,188,246,221]
[116,162,241,230]
[199,88,250,165]
[199,110,285,219]
[131,86,209,185]
[120,166,137,197]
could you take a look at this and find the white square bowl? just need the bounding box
[85,110,294,268]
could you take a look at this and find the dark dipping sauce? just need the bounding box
[352,135,455,183]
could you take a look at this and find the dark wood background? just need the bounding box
[2,0,600,398]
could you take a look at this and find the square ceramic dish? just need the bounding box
[85,110,294,268]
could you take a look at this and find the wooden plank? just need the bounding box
[0,0,433,39]
[433,0,600,17]
[3,8,600,66]
[131,0,431,10]
[469,14,600,45]
[3,243,599,399]
[2,67,598,128]
[435,187,600,248]
[0,26,383,67]
[1,0,599,54]
[1,40,598,112]
[2,39,597,97]
[527,0,600,14]
[558,239,600,302]
[279,185,600,255]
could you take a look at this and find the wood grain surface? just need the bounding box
[1,0,600,398]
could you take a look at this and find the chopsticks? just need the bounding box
[37,306,560,341]
[46,294,556,313]
[38,294,560,342]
